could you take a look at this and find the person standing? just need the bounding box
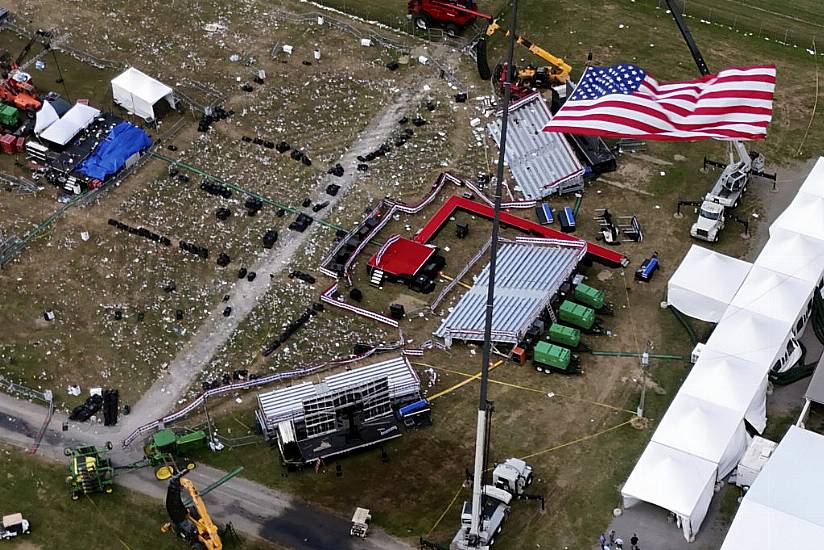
[615,538,624,550]
[630,533,639,550]
[609,530,616,544]
[600,533,607,547]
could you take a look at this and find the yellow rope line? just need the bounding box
[439,272,472,289]
[84,494,134,550]
[425,483,464,537]
[426,419,635,536]
[621,269,641,355]
[427,360,503,401]
[414,362,637,415]
[518,419,635,461]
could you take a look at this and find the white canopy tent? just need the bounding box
[770,191,824,242]
[721,426,824,550]
[797,157,824,197]
[622,442,717,542]
[729,265,814,331]
[667,245,752,322]
[704,306,792,367]
[33,100,59,135]
[755,227,824,286]
[679,349,768,433]
[40,103,101,146]
[111,67,175,121]
[651,393,751,479]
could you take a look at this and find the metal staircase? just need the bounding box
[370,268,384,287]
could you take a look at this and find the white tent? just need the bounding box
[111,67,175,121]
[667,245,753,322]
[40,103,101,146]
[679,349,768,433]
[651,393,750,479]
[622,441,717,542]
[755,227,824,285]
[729,265,814,330]
[721,426,824,550]
[797,157,824,197]
[770,191,824,242]
[704,306,792,367]
[34,100,59,135]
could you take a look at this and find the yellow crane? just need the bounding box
[161,467,243,550]
[485,21,572,83]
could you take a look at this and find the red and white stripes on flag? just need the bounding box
[543,64,776,141]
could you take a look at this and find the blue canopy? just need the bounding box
[77,121,152,180]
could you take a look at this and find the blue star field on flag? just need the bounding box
[569,63,647,101]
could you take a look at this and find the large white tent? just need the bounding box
[622,442,717,542]
[797,157,824,197]
[33,99,59,135]
[40,103,101,146]
[667,245,752,322]
[755,227,824,285]
[729,265,814,330]
[651,393,750,479]
[721,426,824,550]
[770,191,824,242]
[679,350,768,433]
[111,67,175,121]
[704,306,792,367]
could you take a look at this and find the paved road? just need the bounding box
[0,396,411,550]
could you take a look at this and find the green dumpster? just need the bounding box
[574,283,605,310]
[559,300,595,330]
[548,323,580,348]
[0,104,19,127]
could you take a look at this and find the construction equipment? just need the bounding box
[162,470,222,550]
[689,142,774,242]
[451,4,540,547]
[407,0,493,36]
[64,443,115,499]
[483,22,572,99]
[350,507,372,538]
[0,513,31,540]
[0,30,51,111]
[533,341,581,374]
[662,0,775,242]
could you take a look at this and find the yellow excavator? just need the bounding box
[162,469,223,550]
[478,21,572,100]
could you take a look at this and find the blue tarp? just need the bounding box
[77,121,152,180]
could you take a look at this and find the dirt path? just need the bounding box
[70,81,433,444]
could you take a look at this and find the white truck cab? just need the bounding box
[691,201,725,242]
[0,513,31,540]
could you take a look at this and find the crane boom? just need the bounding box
[483,22,571,81]
[664,0,710,76]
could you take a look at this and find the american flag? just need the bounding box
[543,63,776,141]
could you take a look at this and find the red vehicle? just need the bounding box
[407,0,492,36]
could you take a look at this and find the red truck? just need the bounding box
[407,0,492,36]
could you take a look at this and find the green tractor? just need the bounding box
[533,341,581,375]
[143,429,207,480]
[64,443,115,500]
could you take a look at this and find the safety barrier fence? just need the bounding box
[122,341,405,447]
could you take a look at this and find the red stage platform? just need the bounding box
[368,235,437,277]
[413,196,627,267]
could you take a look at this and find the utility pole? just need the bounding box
[637,341,651,418]
[468,0,519,543]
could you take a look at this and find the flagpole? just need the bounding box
[468,0,519,543]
